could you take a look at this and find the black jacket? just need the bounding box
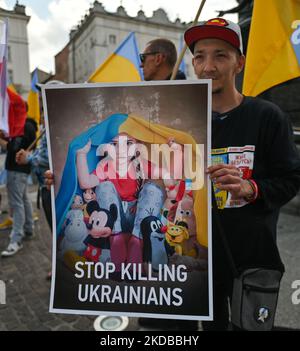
[5,118,38,174]
[167,70,186,80]
[212,96,300,279]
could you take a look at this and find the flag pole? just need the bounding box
[26,128,46,152]
[171,0,207,80]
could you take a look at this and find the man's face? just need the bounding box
[140,45,159,81]
[192,38,245,94]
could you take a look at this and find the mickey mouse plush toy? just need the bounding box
[83,200,117,263]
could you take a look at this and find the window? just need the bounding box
[109,34,116,45]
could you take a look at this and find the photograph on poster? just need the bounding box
[43,80,212,320]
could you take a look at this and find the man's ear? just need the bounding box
[192,57,198,75]
[236,54,246,74]
[155,53,165,66]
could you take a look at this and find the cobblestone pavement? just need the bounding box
[0,183,299,331]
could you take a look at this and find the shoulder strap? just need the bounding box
[211,184,285,275]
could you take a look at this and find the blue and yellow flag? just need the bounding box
[88,32,143,82]
[243,0,300,96]
[27,68,40,125]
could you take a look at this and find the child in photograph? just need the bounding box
[76,131,181,270]
[55,114,203,271]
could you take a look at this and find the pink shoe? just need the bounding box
[127,235,143,265]
[110,233,130,271]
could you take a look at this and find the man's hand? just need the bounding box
[45,170,54,190]
[207,164,254,199]
[16,149,29,165]
[0,130,8,149]
[0,130,6,139]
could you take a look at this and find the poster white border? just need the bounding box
[42,79,213,321]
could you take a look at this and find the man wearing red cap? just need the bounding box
[184,18,300,330]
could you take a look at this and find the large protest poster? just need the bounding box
[43,80,212,320]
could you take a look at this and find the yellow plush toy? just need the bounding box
[165,223,189,255]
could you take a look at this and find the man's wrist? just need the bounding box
[243,179,258,203]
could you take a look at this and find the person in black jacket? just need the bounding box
[139,38,186,81]
[184,18,300,330]
[0,117,37,257]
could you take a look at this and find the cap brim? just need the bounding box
[184,26,240,53]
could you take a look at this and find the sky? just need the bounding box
[0,0,238,73]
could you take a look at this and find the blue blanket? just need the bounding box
[55,113,128,234]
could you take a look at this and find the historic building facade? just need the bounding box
[54,1,195,83]
[0,3,31,96]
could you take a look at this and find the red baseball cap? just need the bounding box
[184,18,243,54]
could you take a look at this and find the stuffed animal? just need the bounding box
[63,195,84,230]
[71,194,84,209]
[83,200,118,264]
[161,180,186,224]
[140,215,174,271]
[165,222,189,256]
[60,212,88,256]
[82,188,97,223]
[83,188,96,203]
[175,192,197,257]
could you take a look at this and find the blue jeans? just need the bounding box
[7,171,33,244]
[95,181,164,239]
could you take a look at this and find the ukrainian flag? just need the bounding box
[243,0,300,96]
[27,68,40,125]
[7,73,17,94]
[88,32,143,83]
[7,83,17,93]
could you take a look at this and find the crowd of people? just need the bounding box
[1,17,300,331]
[0,93,52,281]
